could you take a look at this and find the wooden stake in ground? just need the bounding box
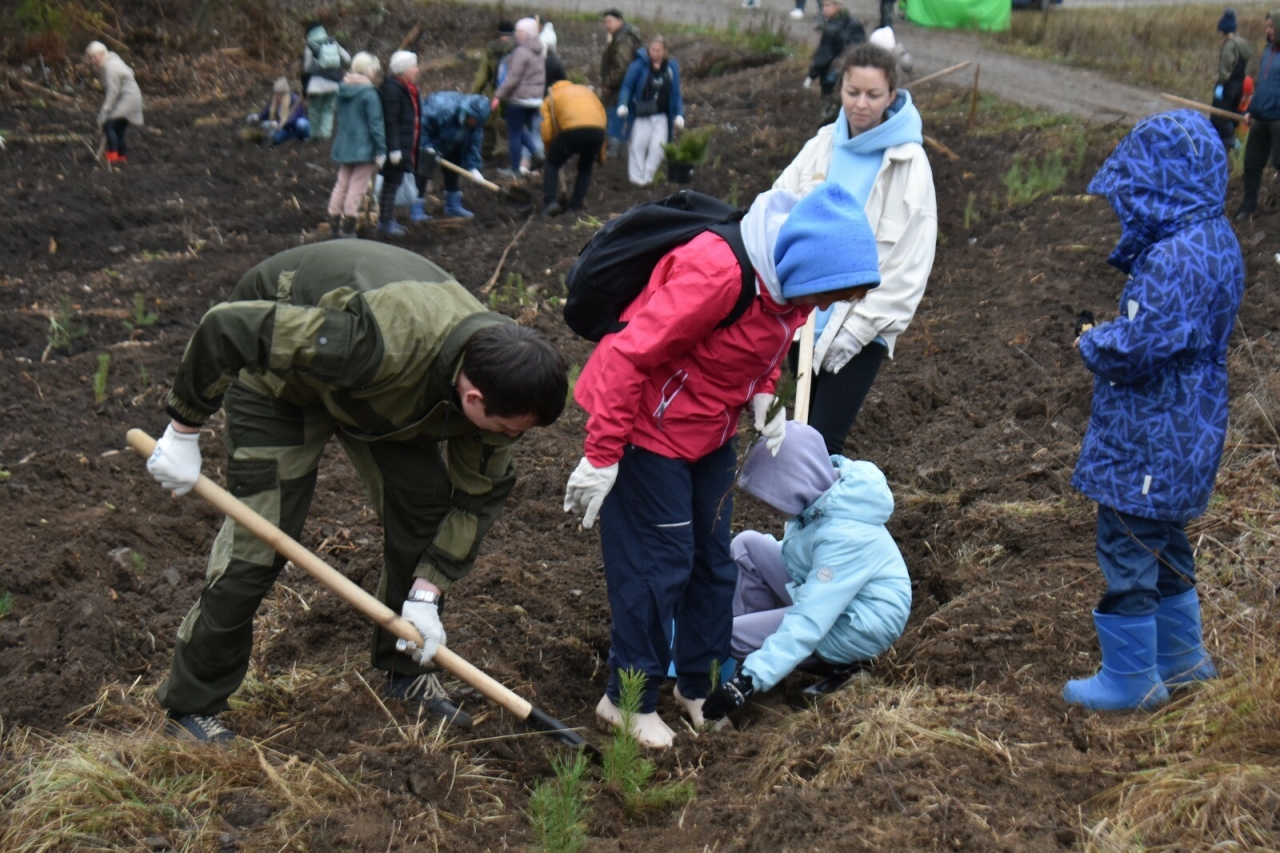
[967,64,982,132]
[125,428,600,759]
[793,314,817,425]
[480,214,534,295]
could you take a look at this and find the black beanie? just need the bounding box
[1219,7,1237,33]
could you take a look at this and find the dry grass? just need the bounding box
[990,4,1272,100]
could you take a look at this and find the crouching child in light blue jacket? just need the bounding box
[701,421,911,722]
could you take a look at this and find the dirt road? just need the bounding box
[462,0,1170,120]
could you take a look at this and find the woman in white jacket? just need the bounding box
[774,43,937,455]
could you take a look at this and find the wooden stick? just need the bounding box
[793,315,817,425]
[17,77,79,104]
[911,61,972,90]
[124,428,533,720]
[967,64,981,132]
[923,134,959,161]
[440,157,502,192]
[480,214,534,294]
[398,24,423,50]
[1160,92,1245,122]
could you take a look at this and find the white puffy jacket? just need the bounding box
[773,125,936,371]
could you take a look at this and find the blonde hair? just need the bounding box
[350,51,380,78]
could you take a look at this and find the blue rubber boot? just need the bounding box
[409,199,432,223]
[1155,588,1217,687]
[444,191,474,218]
[377,220,407,238]
[1063,611,1169,711]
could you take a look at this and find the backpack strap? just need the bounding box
[706,220,757,330]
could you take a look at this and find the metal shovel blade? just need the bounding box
[525,706,604,762]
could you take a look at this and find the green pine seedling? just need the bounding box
[528,751,592,853]
[0,590,13,618]
[92,353,110,404]
[601,669,695,817]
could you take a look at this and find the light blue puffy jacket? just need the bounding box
[742,458,912,692]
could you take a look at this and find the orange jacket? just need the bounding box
[541,80,606,154]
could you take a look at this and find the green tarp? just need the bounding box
[905,0,1010,31]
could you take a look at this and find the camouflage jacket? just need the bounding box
[600,23,643,95]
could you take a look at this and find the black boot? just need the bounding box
[328,214,341,236]
[338,215,358,239]
[799,659,871,698]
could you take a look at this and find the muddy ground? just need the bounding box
[2,4,1280,851]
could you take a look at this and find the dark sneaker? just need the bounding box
[166,712,236,744]
[385,673,474,729]
[799,660,872,699]
[541,202,564,219]
[1235,207,1255,222]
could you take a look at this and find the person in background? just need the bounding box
[867,26,913,83]
[1064,110,1243,712]
[1238,9,1280,219]
[85,41,143,165]
[775,44,936,456]
[542,22,567,89]
[142,240,569,744]
[540,80,607,218]
[563,183,882,748]
[301,22,350,141]
[1213,8,1252,150]
[420,91,492,219]
[600,9,643,158]
[327,52,386,239]
[616,35,684,187]
[804,0,867,126]
[377,50,423,237]
[492,17,546,179]
[246,77,311,145]
[700,422,911,722]
[471,20,516,161]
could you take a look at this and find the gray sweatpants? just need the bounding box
[731,530,809,662]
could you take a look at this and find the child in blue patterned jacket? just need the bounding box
[701,422,911,723]
[1063,110,1245,712]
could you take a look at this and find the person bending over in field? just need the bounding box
[563,182,883,749]
[701,422,911,723]
[144,241,568,743]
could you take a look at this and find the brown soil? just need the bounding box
[3,4,1280,851]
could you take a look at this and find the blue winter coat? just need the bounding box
[618,50,683,139]
[421,91,491,172]
[330,78,386,164]
[1247,43,1280,121]
[741,458,912,693]
[1072,110,1244,522]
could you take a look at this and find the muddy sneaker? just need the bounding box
[385,673,474,729]
[166,712,236,744]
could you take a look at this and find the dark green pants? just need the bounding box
[155,385,513,716]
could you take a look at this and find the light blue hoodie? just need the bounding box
[815,90,923,337]
[740,455,912,692]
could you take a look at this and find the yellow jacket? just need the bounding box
[541,81,607,159]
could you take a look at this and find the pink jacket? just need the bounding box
[576,232,811,466]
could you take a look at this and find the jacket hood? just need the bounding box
[803,457,894,527]
[459,93,492,124]
[338,75,374,98]
[737,422,838,516]
[740,188,800,302]
[1087,109,1228,273]
[306,25,328,45]
[834,90,922,154]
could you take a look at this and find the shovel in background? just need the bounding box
[126,429,600,760]
[439,156,534,215]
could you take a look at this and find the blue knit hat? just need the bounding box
[775,182,881,300]
[1218,7,1237,32]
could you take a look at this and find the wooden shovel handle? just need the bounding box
[1160,92,1246,122]
[793,314,817,425]
[439,157,502,192]
[125,429,533,720]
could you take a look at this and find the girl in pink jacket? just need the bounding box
[564,182,882,747]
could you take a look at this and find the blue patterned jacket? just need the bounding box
[1072,110,1244,522]
[420,92,491,171]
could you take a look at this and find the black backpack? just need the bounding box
[563,190,756,342]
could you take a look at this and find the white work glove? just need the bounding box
[245,112,260,124]
[803,76,814,89]
[821,326,864,374]
[563,457,619,529]
[674,115,685,131]
[616,105,628,118]
[374,154,387,168]
[751,393,786,456]
[389,149,402,165]
[469,167,485,182]
[401,597,446,664]
[146,424,202,496]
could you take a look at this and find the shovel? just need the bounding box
[126,429,599,759]
[439,157,534,214]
